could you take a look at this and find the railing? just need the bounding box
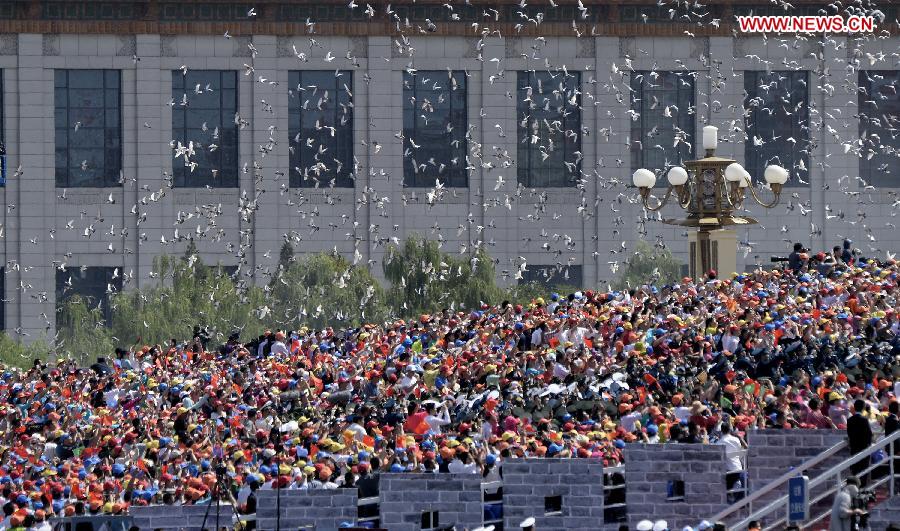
[712,430,900,530]
[725,449,750,504]
[709,438,849,525]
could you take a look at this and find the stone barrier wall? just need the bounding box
[255,489,358,531]
[746,429,848,516]
[379,473,484,531]
[868,495,900,530]
[624,444,730,529]
[501,458,609,531]
[130,502,237,530]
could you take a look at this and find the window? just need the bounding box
[172,70,238,187]
[744,71,810,186]
[630,71,695,182]
[289,71,354,188]
[520,265,583,289]
[55,70,122,187]
[56,267,122,325]
[420,510,439,530]
[666,479,686,502]
[544,494,563,515]
[517,70,582,187]
[403,70,468,187]
[858,71,900,187]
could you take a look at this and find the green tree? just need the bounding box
[56,296,115,364]
[382,235,502,317]
[612,240,683,290]
[0,334,50,369]
[108,255,268,346]
[269,251,388,330]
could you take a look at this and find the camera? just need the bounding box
[771,256,790,263]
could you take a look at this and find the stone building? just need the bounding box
[0,1,894,339]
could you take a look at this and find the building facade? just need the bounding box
[0,1,895,339]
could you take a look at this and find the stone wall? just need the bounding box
[379,473,484,531]
[254,489,358,531]
[746,429,849,515]
[624,444,729,530]
[501,458,610,531]
[868,495,900,530]
[130,502,237,530]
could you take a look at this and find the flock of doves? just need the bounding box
[18,0,900,338]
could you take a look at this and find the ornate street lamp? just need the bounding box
[631,126,787,278]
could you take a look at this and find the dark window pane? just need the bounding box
[519,265,583,289]
[858,70,900,187]
[56,267,122,326]
[630,71,696,186]
[289,70,355,188]
[55,70,122,187]
[403,70,468,188]
[744,71,810,187]
[517,70,582,188]
[171,70,239,188]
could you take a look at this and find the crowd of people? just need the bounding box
[0,242,898,530]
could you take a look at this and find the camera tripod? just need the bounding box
[198,464,246,531]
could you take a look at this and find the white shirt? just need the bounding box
[719,433,744,471]
[425,407,451,433]
[531,328,543,347]
[270,341,289,357]
[448,459,478,474]
[674,406,691,423]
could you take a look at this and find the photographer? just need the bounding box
[829,476,866,531]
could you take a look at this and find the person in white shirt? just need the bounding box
[718,423,746,472]
[721,326,740,354]
[424,401,451,434]
[269,332,290,357]
[447,451,479,474]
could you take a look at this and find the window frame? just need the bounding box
[519,264,583,289]
[858,70,900,188]
[743,70,810,187]
[516,70,582,188]
[630,70,696,185]
[171,69,239,188]
[289,70,355,188]
[55,266,123,326]
[55,69,122,188]
[402,70,469,188]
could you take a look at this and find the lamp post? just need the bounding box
[631,126,788,279]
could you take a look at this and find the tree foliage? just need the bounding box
[382,235,503,316]
[0,334,50,369]
[269,251,388,330]
[108,254,269,346]
[612,240,683,290]
[56,296,115,364]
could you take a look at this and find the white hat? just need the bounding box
[637,521,654,531]
[519,517,536,528]
[682,527,695,531]
[697,521,713,530]
[653,521,669,531]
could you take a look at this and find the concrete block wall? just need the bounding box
[378,473,484,531]
[0,31,894,341]
[129,502,237,530]
[255,489,358,531]
[746,429,849,515]
[868,494,900,530]
[501,458,610,531]
[624,444,730,530]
